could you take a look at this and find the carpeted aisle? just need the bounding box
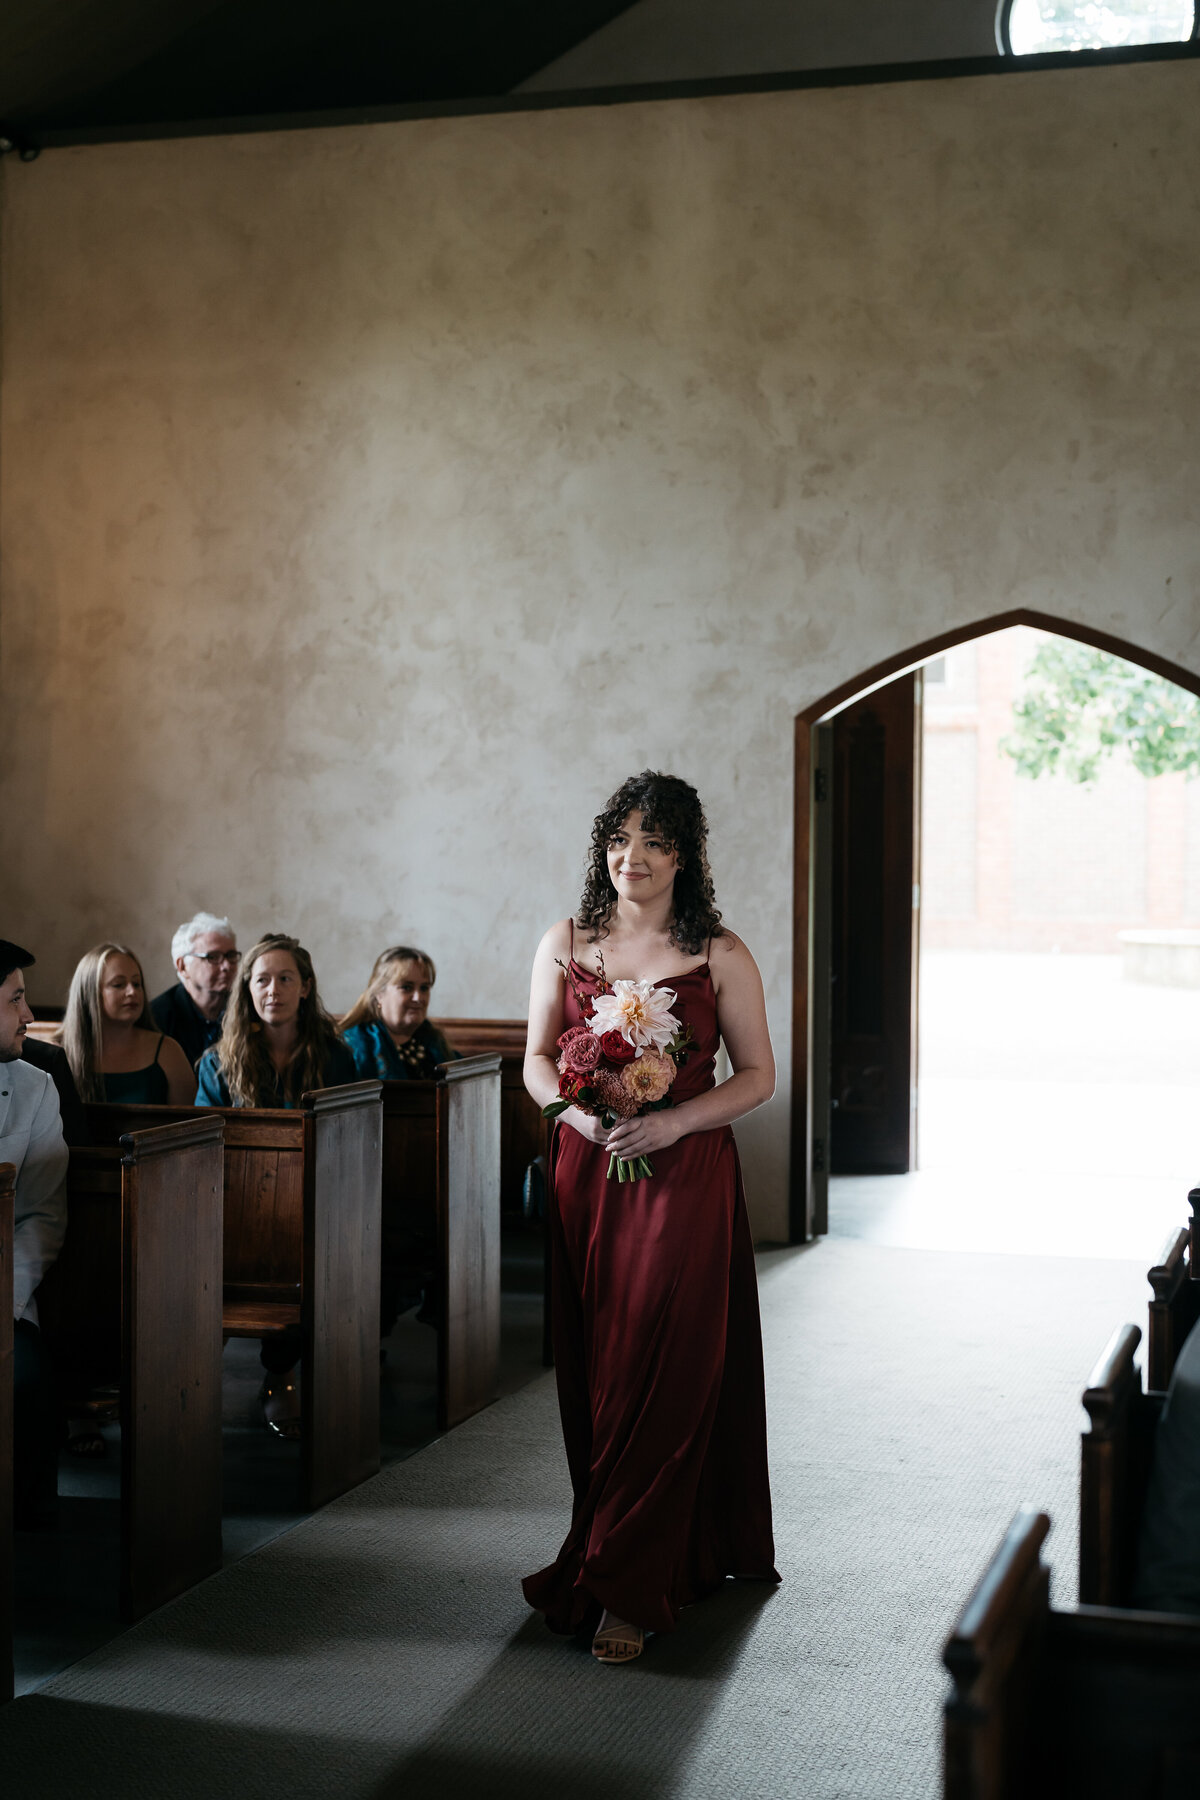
[1,1238,1150,1799]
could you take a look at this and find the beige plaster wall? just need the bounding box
[3,61,1200,1238]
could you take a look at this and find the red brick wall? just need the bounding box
[921,627,1200,952]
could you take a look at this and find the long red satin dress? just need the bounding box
[522,955,780,1636]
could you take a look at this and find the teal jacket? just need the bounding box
[195,1037,359,1108]
[341,1018,460,1082]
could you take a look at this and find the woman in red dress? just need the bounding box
[522,770,780,1664]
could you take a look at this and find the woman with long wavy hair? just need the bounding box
[196,933,357,1437]
[195,932,356,1109]
[62,943,195,1106]
[522,770,780,1664]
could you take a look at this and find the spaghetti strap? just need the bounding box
[152,1034,164,1067]
[569,918,575,960]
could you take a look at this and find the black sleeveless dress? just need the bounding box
[102,1035,169,1104]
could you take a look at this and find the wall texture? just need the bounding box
[3,60,1200,1237]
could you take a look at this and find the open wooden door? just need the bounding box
[811,671,922,1183]
[807,721,834,1235]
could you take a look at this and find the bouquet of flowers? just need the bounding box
[542,956,693,1182]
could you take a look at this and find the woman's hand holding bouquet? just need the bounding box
[542,959,693,1182]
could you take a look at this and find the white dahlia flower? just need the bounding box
[589,980,679,1053]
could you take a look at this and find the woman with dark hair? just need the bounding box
[522,770,780,1664]
[196,933,357,1438]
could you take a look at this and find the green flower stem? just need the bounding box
[606,1153,656,1183]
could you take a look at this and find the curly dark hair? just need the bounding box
[578,770,723,956]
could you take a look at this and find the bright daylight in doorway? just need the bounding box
[834,625,1200,1260]
[1006,0,1196,54]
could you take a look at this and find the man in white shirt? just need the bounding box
[0,939,68,1527]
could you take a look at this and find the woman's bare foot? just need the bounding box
[592,1610,644,1664]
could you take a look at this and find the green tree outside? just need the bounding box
[1002,638,1200,785]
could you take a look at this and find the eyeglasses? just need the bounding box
[187,950,241,966]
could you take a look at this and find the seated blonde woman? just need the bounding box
[195,933,357,1440]
[341,946,460,1338]
[340,946,460,1082]
[62,943,195,1107]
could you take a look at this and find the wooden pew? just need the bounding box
[381,1053,502,1430]
[1147,1227,1200,1395]
[1,1165,13,1706]
[36,1119,225,1621]
[1078,1323,1161,1610]
[944,1507,1200,1799]
[437,1018,553,1368]
[436,1019,547,1214]
[86,1082,382,1510]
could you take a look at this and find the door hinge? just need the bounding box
[812,1137,826,1173]
[814,768,829,803]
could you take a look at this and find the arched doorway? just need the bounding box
[790,608,1200,1242]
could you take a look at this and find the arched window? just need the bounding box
[998,0,1197,54]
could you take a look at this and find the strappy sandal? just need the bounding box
[592,1613,645,1665]
[259,1373,302,1442]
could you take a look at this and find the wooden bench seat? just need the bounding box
[436,1019,547,1214]
[1,1165,13,1706]
[1079,1323,1161,1609]
[944,1507,1200,1798]
[381,1053,502,1430]
[1146,1226,1200,1394]
[86,1081,383,1510]
[36,1119,225,1622]
[437,1019,553,1367]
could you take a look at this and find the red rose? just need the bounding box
[599,1030,636,1065]
[558,1071,586,1101]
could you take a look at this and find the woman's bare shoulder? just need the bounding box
[711,928,752,959]
[709,929,760,984]
[534,918,577,962]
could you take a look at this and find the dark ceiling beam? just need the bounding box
[0,0,230,116]
[3,31,1198,154]
[2,0,643,131]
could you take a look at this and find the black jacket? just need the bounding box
[21,1036,90,1146]
[150,982,224,1071]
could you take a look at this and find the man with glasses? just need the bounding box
[150,912,240,1070]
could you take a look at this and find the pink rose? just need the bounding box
[561,1030,603,1076]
